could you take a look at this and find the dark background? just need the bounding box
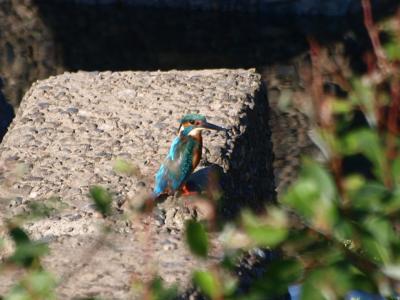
[0,0,399,141]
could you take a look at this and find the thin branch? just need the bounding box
[361,0,390,72]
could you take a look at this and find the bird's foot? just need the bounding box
[181,184,198,197]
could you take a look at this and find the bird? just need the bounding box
[153,114,225,200]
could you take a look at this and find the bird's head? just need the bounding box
[178,114,225,137]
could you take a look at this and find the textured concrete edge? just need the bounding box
[0,69,275,209]
[222,79,276,214]
[0,69,280,299]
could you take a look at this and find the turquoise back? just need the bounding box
[154,127,200,195]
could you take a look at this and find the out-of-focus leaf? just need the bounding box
[149,277,178,300]
[350,79,376,126]
[193,271,220,299]
[113,158,141,177]
[9,242,48,268]
[241,209,288,248]
[244,226,287,248]
[186,220,208,258]
[219,224,252,250]
[89,186,112,216]
[254,259,303,297]
[343,130,385,182]
[300,266,363,300]
[5,271,56,300]
[333,220,355,244]
[385,41,400,60]
[9,227,31,245]
[25,198,69,219]
[221,273,237,296]
[361,237,391,264]
[332,99,353,114]
[283,159,338,231]
[351,181,388,213]
[302,159,336,200]
[283,178,318,219]
[363,217,395,248]
[300,279,325,300]
[392,157,400,187]
[7,226,47,268]
[385,188,400,214]
[343,175,365,194]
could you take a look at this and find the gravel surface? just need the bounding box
[0,69,274,299]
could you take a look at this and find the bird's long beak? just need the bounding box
[201,121,226,131]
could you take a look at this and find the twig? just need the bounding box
[361,0,390,72]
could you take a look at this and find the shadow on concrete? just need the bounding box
[0,78,14,142]
[221,82,275,216]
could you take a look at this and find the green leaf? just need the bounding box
[351,181,388,213]
[149,277,178,300]
[343,175,365,194]
[301,159,337,200]
[343,130,385,182]
[9,227,31,245]
[186,220,208,258]
[193,271,220,299]
[349,79,376,126]
[385,187,400,214]
[113,158,141,177]
[332,99,353,114]
[283,178,318,217]
[254,259,303,297]
[5,271,56,300]
[361,237,391,264]
[245,226,287,248]
[221,273,238,296]
[392,157,400,187]
[300,280,325,300]
[385,41,400,60]
[9,242,49,268]
[282,159,338,231]
[300,267,354,300]
[25,198,69,219]
[89,186,112,216]
[363,216,395,248]
[241,210,288,248]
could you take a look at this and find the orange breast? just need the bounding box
[191,135,202,170]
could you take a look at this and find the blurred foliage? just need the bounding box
[89,185,112,216]
[186,7,400,300]
[1,3,400,300]
[4,271,56,300]
[113,158,142,177]
[1,224,55,300]
[193,270,221,299]
[186,220,209,258]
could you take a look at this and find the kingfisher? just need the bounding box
[153,114,225,199]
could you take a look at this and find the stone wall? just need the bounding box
[0,69,274,299]
[0,0,62,107]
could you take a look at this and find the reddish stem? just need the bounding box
[361,0,390,72]
[307,36,324,126]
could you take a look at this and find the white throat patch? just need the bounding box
[188,127,203,137]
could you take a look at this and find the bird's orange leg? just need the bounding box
[181,183,198,196]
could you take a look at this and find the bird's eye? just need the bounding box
[189,120,195,125]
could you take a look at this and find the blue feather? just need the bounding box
[153,126,199,196]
